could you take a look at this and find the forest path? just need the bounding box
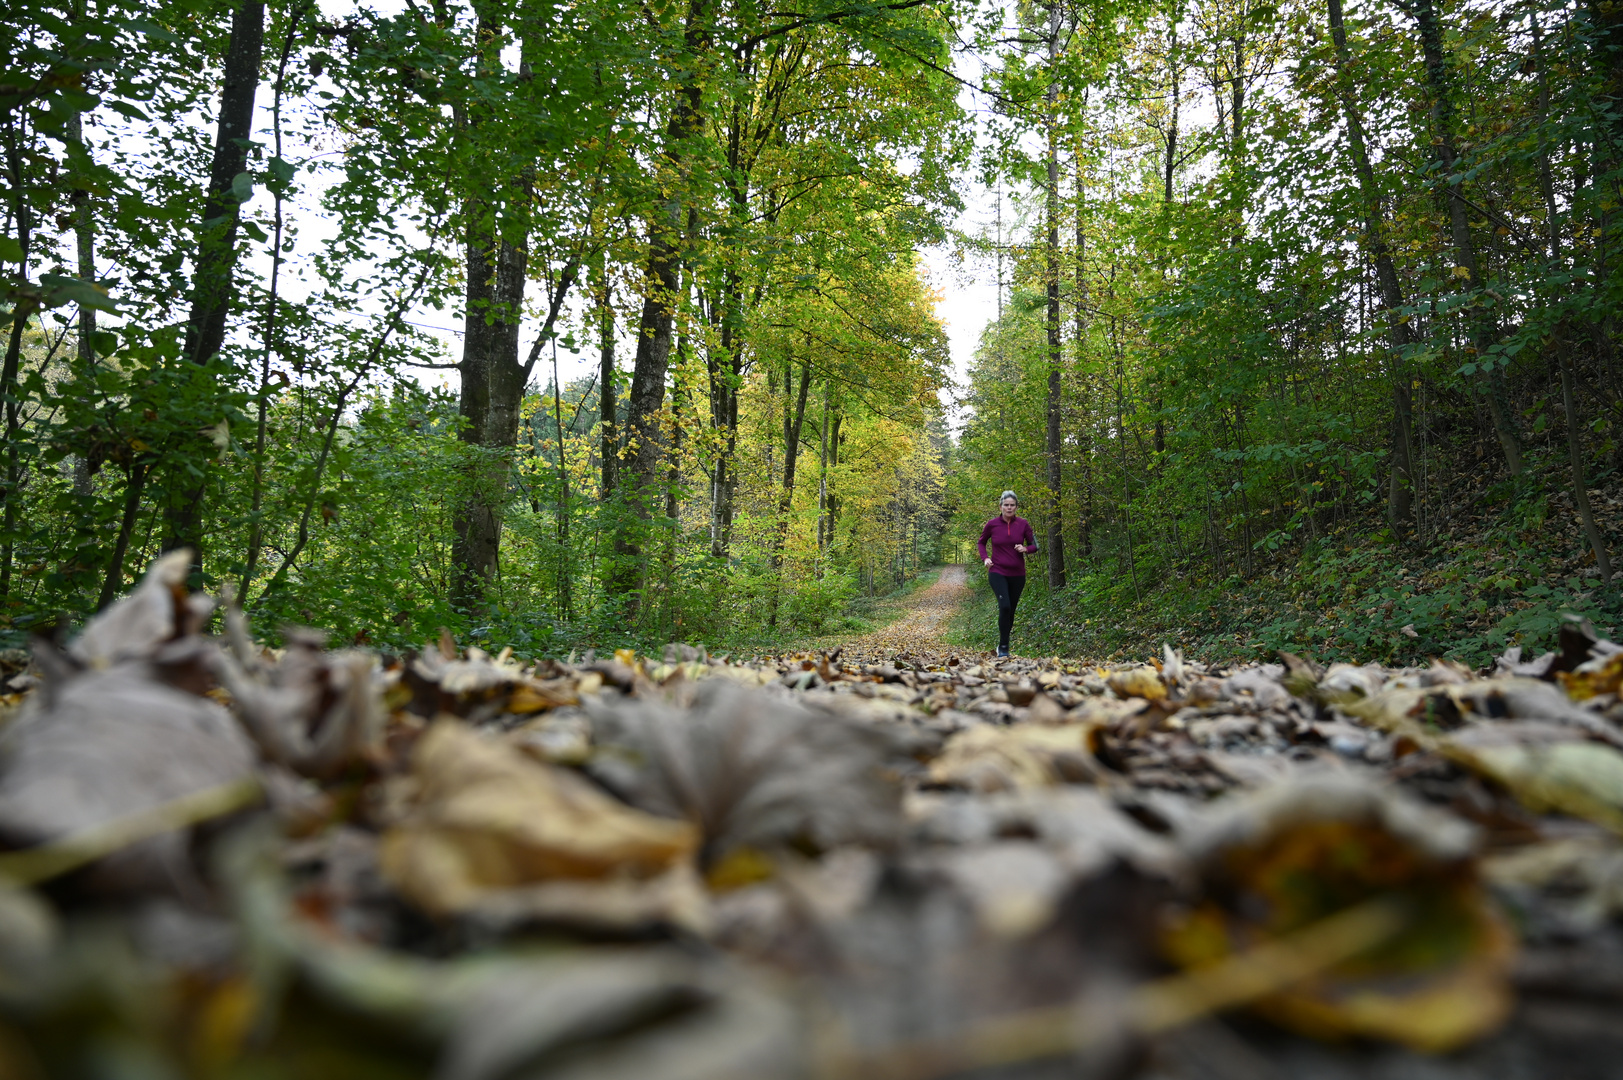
[835,563,983,664]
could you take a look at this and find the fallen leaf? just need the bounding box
[379,721,699,926]
[1164,777,1513,1052]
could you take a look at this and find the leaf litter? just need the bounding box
[4,558,1623,1076]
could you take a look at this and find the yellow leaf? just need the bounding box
[705,845,775,891]
[1445,739,1623,835]
[1107,666,1167,701]
[1558,653,1623,701]
[379,722,698,917]
[507,677,578,714]
[1163,779,1513,1053]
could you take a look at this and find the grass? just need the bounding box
[947,467,1623,670]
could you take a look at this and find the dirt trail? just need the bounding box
[836,563,982,664]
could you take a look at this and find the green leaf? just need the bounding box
[120,17,180,42]
[230,172,254,203]
[106,99,152,123]
[0,236,21,263]
[269,156,297,185]
[38,273,119,312]
[240,220,269,243]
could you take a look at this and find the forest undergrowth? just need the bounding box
[953,459,1623,670]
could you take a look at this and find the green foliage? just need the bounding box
[0,0,968,656]
[950,0,1623,668]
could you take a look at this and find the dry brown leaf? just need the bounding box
[584,680,906,863]
[0,665,257,895]
[928,723,1104,792]
[67,548,200,669]
[379,721,698,922]
[1164,777,1512,1053]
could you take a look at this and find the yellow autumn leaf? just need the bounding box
[379,721,698,917]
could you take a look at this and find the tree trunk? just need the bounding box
[611,0,710,606]
[553,340,573,619]
[775,358,813,559]
[96,463,148,611]
[158,0,265,572]
[68,109,95,498]
[1327,0,1415,530]
[1074,141,1090,570]
[243,3,304,593]
[1410,0,1522,475]
[1534,17,1612,583]
[450,228,528,610]
[767,358,811,628]
[1164,0,1180,205]
[1044,0,1066,591]
[449,13,585,613]
[817,384,830,570]
[182,0,265,367]
[597,273,617,498]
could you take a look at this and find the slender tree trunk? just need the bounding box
[767,358,811,628]
[817,383,830,573]
[243,4,304,592]
[96,463,148,610]
[0,116,36,601]
[597,274,617,498]
[709,269,746,559]
[1044,0,1066,590]
[68,108,95,498]
[775,358,813,559]
[1073,139,1090,569]
[1410,0,1522,475]
[183,0,265,368]
[612,0,710,605]
[161,0,267,571]
[827,412,842,548]
[664,300,689,531]
[1116,360,1140,602]
[1327,0,1415,529]
[1164,1,1180,206]
[1533,17,1612,583]
[553,342,573,618]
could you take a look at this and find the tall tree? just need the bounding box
[1326,0,1415,530]
[1404,0,1523,476]
[160,0,265,569]
[1044,0,1066,590]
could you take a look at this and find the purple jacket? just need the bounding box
[978,515,1038,577]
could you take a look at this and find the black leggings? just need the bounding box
[988,572,1026,650]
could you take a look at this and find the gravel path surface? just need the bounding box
[837,563,982,665]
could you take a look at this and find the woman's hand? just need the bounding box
[1013,544,1026,553]
[983,557,992,568]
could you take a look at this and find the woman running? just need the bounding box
[977,491,1038,658]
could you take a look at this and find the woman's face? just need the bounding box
[1000,497,1017,518]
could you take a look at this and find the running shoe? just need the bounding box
[996,646,1009,658]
